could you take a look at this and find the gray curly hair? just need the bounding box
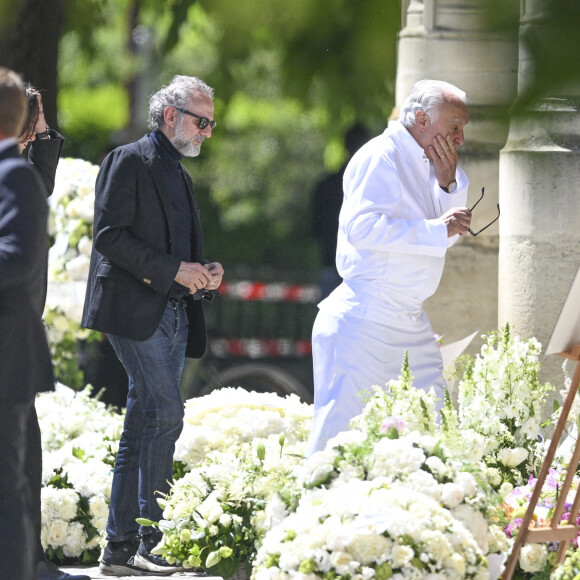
[148,75,214,131]
[399,80,466,129]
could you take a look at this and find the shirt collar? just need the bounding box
[387,119,426,160]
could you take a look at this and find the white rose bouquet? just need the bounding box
[253,478,489,580]
[37,384,124,564]
[148,388,312,578]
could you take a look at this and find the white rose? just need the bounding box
[440,483,464,508]
[392,544,414,567]
[196,495,223,524]
[498,447,528,468]
[88,495,109,519]
[92,516,108,533]
[46,519,69,547]
[455,471,477,497]
[424,456,446,477]
[519,543,548,573]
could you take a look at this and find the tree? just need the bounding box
[0,0,65,126]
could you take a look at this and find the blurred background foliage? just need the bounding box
[1,0,579,276]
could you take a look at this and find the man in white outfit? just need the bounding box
[307,79,472,455]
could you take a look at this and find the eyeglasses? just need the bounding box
[174,107,216,130]
[468,187,500,236]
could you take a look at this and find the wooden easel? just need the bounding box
[502,344,580,579]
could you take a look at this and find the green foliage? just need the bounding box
[57,0,398,272]
[58,84,129,162]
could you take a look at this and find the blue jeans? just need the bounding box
[106,300,188,541]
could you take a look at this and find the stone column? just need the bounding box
[498,2,580,386]
[395,0,518,353]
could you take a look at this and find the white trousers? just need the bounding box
[306,281,444,455]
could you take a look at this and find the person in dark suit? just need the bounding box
[18,87,87,580]
[311,123,369,300]
[0,67,55,580]
[82,75,224,576]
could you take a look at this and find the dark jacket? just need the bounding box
[81,135,207,358]
[28,129,64,196]
[0,142,54,401]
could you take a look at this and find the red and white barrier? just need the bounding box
[218,281,320,303]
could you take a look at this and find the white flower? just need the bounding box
[451,504,489,554]
[62,521,87,558]
[486,467,502,487]
[498,447,528,468]
[89,495,109,519]
[391,544,414,567]
[499,482,514,498]
[440,483,464,508]
[519,543,548,573]
[46,519,69,547]
[65,254,90,280]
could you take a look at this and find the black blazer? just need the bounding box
[81,135,207,358]
[28,129,64,196]
[0,142,54,402]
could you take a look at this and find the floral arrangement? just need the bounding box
[37,384,123,563]
[45,157,101,390]
[251,355,514,580]
[253,478,489,580]
[441,324,556,491]
[495,467,580,578]
[149,387,313,577]
[48,157,97,284]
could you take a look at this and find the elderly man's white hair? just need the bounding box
[148,75,214,131]
[399,80,466,129]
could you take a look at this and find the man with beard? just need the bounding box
[82,75,224,576]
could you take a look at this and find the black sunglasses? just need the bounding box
[174,107,216,130]
[468,187,500,236]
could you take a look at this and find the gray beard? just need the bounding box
[171,122,201,157]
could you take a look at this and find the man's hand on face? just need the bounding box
[441,207,472,237]
[175,262,212,293]
[428,133,458,190]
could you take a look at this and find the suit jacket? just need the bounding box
[81,135,207,358]
[0,142,55,402]
[27,129,65,308]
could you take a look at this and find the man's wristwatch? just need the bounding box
[440,179,457,193]
[35,126,50,139]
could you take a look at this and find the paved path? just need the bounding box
[60,567,221,579]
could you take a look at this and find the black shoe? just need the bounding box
[36,558,90,580]
[99,537,148,577]
[132,530,184,576]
